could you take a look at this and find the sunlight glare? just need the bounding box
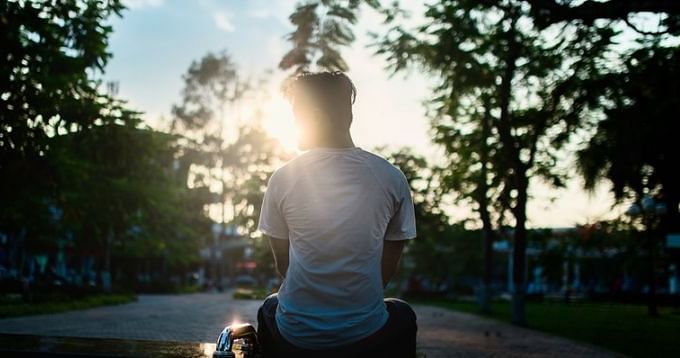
[261,97,298,152]
[201,343,216,356]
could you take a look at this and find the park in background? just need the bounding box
[1,1,679,355]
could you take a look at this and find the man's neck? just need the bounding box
[310,133,355,149]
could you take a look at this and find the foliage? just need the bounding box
[380,148,483,288]
[0,0,210,288]
[171,52,246,143]
[170,51,254,229]
[170,52,293,280]
[0,0,126,160]
[524,0,680,36]
[379,147,447,232]
[373,0,615,324]
[0,0,131,248]
[46,124,210,274]
[225,124,292,279]
[225,125,292,234]
[279,0,381,74]
[577,44,680,230]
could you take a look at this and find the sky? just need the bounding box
[104,0,624,228]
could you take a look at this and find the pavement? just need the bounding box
[0,293,620,357]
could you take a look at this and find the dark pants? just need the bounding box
[257,294,417,358]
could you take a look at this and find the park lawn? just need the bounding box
[233,287,272,300]
[417,299,680,358]
[0,294,137,319]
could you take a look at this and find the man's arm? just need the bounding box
[267,236,289,279]
[381,240,406,288]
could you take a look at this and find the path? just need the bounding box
[0,293,619,357]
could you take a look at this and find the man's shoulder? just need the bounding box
[268,152,314,186]
[357,149,408,185]
[268,157,299,187]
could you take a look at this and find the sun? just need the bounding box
[261,97,299,152]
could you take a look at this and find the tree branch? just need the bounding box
[527,0,680,26]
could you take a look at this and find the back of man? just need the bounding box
[258,146,416,349]
[256,71,417,357]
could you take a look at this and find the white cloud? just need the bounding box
[123,0,164,9]
[250,0,297,25]
[214,11,235,32]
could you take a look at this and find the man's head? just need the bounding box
[284,71,356,150]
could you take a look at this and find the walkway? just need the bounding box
[0,293,619,357]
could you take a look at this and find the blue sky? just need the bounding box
[104,0,622,228]
[106,0,293,121]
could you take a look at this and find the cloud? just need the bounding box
[123,0,164,9]
[247,0,297,25]
[214,11,235,32]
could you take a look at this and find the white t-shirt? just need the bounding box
[257,146,417,349]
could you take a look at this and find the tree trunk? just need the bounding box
[480,219,494,313]
[478,110,494,314]
[494,14,526,325]
[511,174,529,326]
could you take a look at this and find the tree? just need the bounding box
[225,125,292,234]
[578,44,680,230]
[0,0,126,160]
[170,51,249,225]
[46,122,211,290]
[225,124,292,279]
[373,0,614,324]
[0,0,137,279]
[577,44,680,316]
[378,148,454,288]
[434,97,509,313]
[171,52,294,281]
[524,0,680,34]
[279,0,381,74]
[0,0,211,291]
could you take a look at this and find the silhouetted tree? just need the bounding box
[279,0,381,74]
[373,0,614,324]
[578,44,679,229]
[524,0,680,35]
[577,45,679,315]
[0,0,133,278]
[0,0,212,291]
[434,96,510,313]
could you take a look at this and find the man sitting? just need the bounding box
[257,71,418,357]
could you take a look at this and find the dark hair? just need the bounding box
[284,71,357,128]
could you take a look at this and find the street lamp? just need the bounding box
[627,195,667,317]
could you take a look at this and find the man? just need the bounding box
[257,71,417,357]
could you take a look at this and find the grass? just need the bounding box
[0,293,137,319]
[414,298,680,358]
[232,287,272,300]
[173,284,203,294]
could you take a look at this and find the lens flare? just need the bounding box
[262,97,298,152]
